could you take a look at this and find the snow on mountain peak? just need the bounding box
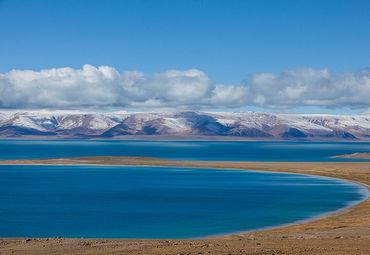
[0,111,369,140]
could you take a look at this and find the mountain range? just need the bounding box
[1,111,370,140]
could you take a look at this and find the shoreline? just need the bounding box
[333,153,370,159]
[2,136,370,142]
[1,163,368,240]
[1,156,370,254]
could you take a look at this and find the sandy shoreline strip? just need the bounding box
[333,153,370,159]
[1,156,370,254]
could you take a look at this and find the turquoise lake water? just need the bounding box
[0,140,369,238]
[0,165,367,238]
[1,140,370,161]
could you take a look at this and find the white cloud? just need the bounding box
[246,68,370,108]
[1,65,370,110]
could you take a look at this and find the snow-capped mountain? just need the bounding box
[1,110,370,140]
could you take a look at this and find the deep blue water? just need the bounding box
[1,140,370,161]
[0,165,367,238]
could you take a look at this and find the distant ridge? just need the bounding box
[0,111,370,140]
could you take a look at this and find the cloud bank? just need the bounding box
[1,64,370,110]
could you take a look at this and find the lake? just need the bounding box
[1,140,370,161]
[0,165,367,238]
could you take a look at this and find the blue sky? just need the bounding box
[1,0,370,113]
